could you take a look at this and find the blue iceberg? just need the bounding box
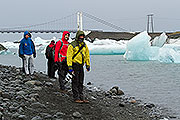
[124,31,180,63]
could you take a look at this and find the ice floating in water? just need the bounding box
[0,49,13,55]
[124,31,153,60]
[86,39,127,55]
[151,32,167,47]
[124,31,180,63]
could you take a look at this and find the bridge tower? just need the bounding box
[147,14,154,33]
[77,12,83,31]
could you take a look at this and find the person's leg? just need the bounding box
[22,58,25,73]
[72,64,80,100]
[78,65,84,101]
[28,55,34,75]
[23,55,29,75]
[50,59,56,78]
[58,63,66,90]
[47,59,51,77]
[51,61,56,78]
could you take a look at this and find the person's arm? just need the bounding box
[31,39,36,58]
[54,41,60,62]
[85,45,90,71]
[67,44,73,71]
[19,40,24,57]
[45,45,49,59]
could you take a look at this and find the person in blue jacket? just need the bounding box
[19,31,36,75]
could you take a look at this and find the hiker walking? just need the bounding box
[67,31,90,103]
[54,31,70,91]
[19,31,36,75]
[45,40,56,78]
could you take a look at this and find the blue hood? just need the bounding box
[24,31,29,38]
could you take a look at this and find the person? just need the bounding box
[54,31,70,91]
[67,31,90,103]
[45,40,56,78]
[19,31,36,75]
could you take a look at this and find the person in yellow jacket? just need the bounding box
[67,31,90,103]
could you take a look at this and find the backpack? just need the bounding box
[45,40,63,60]
[45,45,55,60]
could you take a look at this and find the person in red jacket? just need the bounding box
[54,31,70,91]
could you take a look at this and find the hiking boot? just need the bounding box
[74,100,84,103]
[83,100,89,103]
[59,89,68,93]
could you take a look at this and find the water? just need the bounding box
[0,54,180,119]
[87,55,180,119]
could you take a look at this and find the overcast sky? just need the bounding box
[0,0,179,32]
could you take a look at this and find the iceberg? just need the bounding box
[0,49,13,55]
[124,31,152,60]
[124,31,180,63]
[151,32,167,47]
[86,39,127,55]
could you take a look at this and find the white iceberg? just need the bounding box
[86,39,127,55]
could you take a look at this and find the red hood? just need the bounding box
[62,31,70,42]
[49,43,55,47]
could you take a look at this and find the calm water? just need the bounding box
[0,54,180,119]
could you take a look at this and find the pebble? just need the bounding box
[73,112,82,118]
[31,116,43,120]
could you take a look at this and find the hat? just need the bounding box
[51,40,55,43]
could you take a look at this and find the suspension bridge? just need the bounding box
[0,12,129,34]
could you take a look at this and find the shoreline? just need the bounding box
[0,64,177,120]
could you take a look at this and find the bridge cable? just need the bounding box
[83,12,130,32]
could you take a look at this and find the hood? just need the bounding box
[49,40,55,47]
[61,31,70,41]
[24,31,29,38]
[75,31,85,41]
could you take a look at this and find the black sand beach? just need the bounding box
[0,64,173,120]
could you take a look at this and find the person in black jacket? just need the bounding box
[45,40,56,78]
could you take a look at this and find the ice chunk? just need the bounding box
[86,39,127,55]
[124,31,152,60]
[151,32,167,47]
[124,31,180,63]
[158,46,180,63]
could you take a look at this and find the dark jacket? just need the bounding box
[45,42,55,59]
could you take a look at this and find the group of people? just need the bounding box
[19,30,91,103]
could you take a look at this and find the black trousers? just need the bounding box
[22,58,25,73]
[47,58,56,78]
[57,61,68,90]
[72,63,84,100]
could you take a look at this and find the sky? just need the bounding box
[0,0,180,32]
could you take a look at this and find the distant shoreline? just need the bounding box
[87,31,179,41]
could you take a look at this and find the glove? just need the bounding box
[86,65,90,72]
[19,54,25,59]
[68,66,74,73]
[33,53,36,58]
[87,67,90,71]
[69,69,73,73]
